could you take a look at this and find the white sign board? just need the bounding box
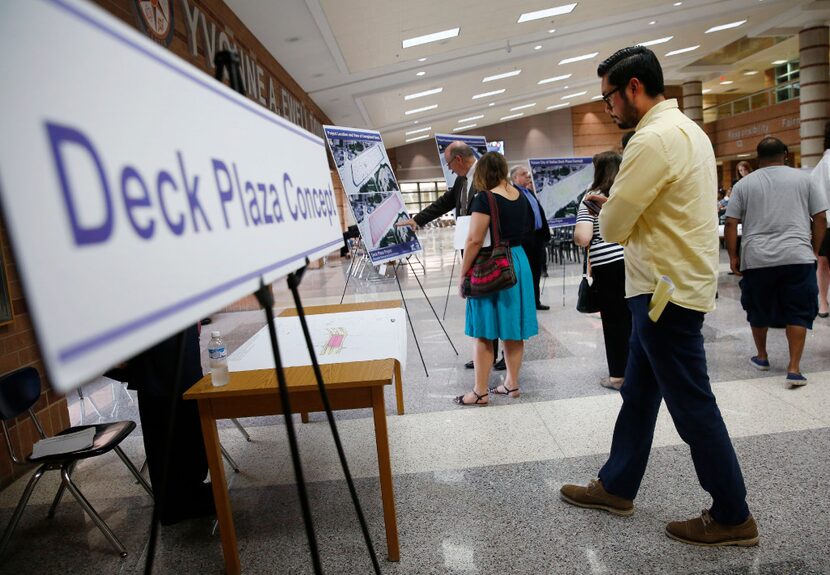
[0,0,341,391]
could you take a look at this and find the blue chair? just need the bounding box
[0,367,152,558]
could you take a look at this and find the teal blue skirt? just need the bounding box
[465,246,539,341]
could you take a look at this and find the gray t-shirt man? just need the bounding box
[726,166,828,271]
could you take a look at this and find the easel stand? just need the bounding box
[442,250,458,320]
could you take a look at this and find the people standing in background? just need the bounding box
[575,152,630,391]
[510,165,551,311]
[560,45,757,547]
[810,121,830,318]
[396,141,505,371]
[731,160,753,188]
[725,137,827,388]
[455,153,538,405]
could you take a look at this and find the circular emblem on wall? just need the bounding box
[132,0,175,46]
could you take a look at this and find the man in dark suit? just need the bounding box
[397,141,505,370]
[510,165,551,310]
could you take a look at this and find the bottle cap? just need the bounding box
[211,331,221,338]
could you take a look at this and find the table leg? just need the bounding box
[198,400,241,575]
[393,361,404,416]
[371,386,399,561]
[300,412,310,424]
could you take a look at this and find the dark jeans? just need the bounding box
[592,259,630,378]
[598,295,750,525]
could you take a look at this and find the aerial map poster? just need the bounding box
[528,157,595,228]
[324,126,422,264]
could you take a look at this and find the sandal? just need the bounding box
[454,390,489,406]
[489,384,520,397]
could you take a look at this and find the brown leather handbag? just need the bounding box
[462,191,518,298]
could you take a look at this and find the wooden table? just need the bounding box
[184,300,402,575]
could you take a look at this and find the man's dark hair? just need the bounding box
[597,46,664,97]
[756,136,788,160]
[824,120,830,151]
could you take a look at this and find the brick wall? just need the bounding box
[0,210,70,490]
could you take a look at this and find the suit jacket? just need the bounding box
[413,175,480,227]
[515,185,551,244]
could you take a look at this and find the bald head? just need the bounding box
[444,141,476,177]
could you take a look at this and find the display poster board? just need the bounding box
[434,134,489,190]
[0,0,341,391]
[487,140,506,155]
[528,157,595,228]
[323,126,422,264]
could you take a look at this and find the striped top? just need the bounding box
[576,200,625,267]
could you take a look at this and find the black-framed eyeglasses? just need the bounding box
[446,155,458,167]
[601,86,620,108]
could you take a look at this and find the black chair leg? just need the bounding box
[48,461,77,519]
[0,466,46,558]
[61,467,128,558]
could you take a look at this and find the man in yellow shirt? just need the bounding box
[559,46,757,547]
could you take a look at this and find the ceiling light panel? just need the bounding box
[517,3,577,23]
[510,103,537,111]
[405,134,431,143]
[404,87,443,101]
[453,124,477,131]
[405,126,431,135]
[559,52,598,65]
[483,70,521,83]
[405,104,438,115]
[472,89,506,99]
[402,27,460,49]
[500,113,524,121]
[459,115,484,122]
[665,45,699,56]
[561,91,586,99]
[638,36,673,47]
[538,73,572,85]
[547,102,570,109]
[705,20,747,33]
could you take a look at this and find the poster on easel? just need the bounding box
[528,157,595,228]
[435,133,489,190]
[324,126,422,265]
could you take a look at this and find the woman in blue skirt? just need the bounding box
[455,152,539,406]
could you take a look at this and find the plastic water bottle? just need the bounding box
[208,331,229,387]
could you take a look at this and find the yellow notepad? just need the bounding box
[648,276,675,322]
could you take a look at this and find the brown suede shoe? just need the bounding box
[559,479,634,516]
[666,510,759,547]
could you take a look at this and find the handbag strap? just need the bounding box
[483,189,504,245]
[582,245,590,276]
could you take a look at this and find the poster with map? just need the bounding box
[324,126,422,264]
[434,133,489,190]
[528,157,594,228]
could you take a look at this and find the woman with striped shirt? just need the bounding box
[574,151,630,390]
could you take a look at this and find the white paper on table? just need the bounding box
[229,308,407,373]
[453,216,491,250]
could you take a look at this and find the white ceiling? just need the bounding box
[226,0,828,148]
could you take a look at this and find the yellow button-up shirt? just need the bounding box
[599,98,719,313]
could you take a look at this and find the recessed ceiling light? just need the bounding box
[517,3,577,24]
[453,124,477,132]
[705,20,747,33]
[649,20,656,25]
[413,120,419,124]
[405,134,431,143]
[404,87,443,101]
[472,89,506,99]
[547,102,570,109]
[702,88,712,93]
[665,45,699,56]
[737,153,751,158]
[510,103,537,111]
[673,1,682,5]
[459,115,484,122]
[405,126,432,135]
[402,27,460,49]
[720,80,733,85]
[561,90,587,99]
[743,70,758,76]
[559,52,598,65]
[500,113,524,121]
[591,95,603,100]
[416,71,426,76]
[548,29,556,33]
[488,102,495,106]
[483,70,522,83]
[418,57,428,62]
[534,45,543,50]
[404,104,438,115]
[772,59,787,65]
[538,73,572,85]
[638,36,673,47]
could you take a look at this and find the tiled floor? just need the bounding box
[2,228,829,574]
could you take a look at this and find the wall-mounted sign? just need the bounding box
[0,0,340,391]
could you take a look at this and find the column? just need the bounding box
[682,80,703,126]
[800,25,830,168]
